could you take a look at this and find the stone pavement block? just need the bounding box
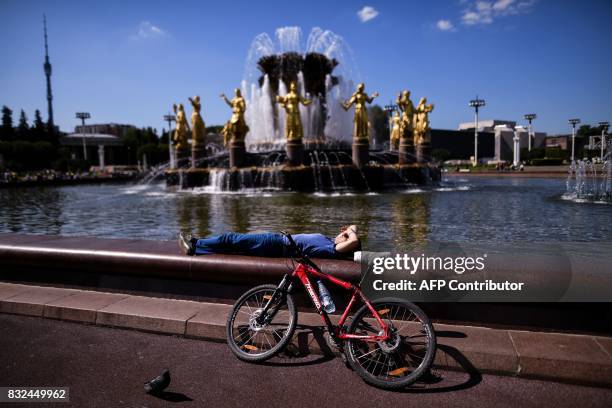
[0,282,33,300]
[44,291,129,323]
[96,296,204,334]
[434,324,518,375]
[0,285,79,316]
[510,330,612,386]
[185,303,232,340]
[595,337,612,360]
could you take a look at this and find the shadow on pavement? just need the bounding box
[259,325,336,367]
[401,344,482,394]
[148,391,194,402]
[257,325,482,395]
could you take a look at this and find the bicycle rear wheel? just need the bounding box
[226,284,297,363]
[344,299,436,389]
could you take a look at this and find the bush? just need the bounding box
[138,144,169,167]
[531,158,563,166]
[6,141,56,170]
[545,147,568,160]
[432,148,451,163]
[521,147,546,161]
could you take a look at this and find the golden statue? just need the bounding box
[188,96,206,148]
[390,111,401,150]
[172,103,190,151]
[396,90,415,140]
[414,97,434,145]
[342,83,379,142]
[220,89,249,146]
[276,81,311,141]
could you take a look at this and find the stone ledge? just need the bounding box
[96,296,205,335]
[0,285,80,317]
[510,330,612,387]
[44,291,129,323]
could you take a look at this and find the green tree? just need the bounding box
[160,129,169,144]
[368,105,389,148]
[1,105,14,141]
[142,126,159,145]
[32,109,46,141]
[17,109,29,140]
[577,125,594,138]
[206,125,223,134]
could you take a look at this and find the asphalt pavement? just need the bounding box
[1,314,611,408]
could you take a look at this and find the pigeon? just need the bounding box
[144,369,171,395]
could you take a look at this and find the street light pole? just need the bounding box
[599,121,609,162]
[163,113,176,168]
[469,96,486,166]
[568,118,581,162]
[524,113,537,151]
[75,112,91,161]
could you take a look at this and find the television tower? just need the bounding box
[43,14,54,132]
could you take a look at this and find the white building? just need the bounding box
[458,120,546,162]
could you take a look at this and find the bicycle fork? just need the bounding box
[256,274,292,324]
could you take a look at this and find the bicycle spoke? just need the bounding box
[348,302,435,387]
[229,286,295,359]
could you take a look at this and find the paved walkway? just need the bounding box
[2,314,611,408]
[1,282,611,388]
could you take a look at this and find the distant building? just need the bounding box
[60,123,135,168]
[494,125,546,162]
[74,123,135,138]
[431,129,495,161]
[458,119,517,132]
[546,135,570,150]
[455,119,547,162]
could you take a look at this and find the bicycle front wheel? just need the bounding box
[344,299,436,389]
[226,284,297,363]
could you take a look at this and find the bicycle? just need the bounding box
[226,231,437,389]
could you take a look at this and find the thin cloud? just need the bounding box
[459,0,536,26]
[436,19,455,32]
[130,21,167,40]
[357,6,379,23]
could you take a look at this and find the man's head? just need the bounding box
[334,225,361,251]
[235,88,241,97]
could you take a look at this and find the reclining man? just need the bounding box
[178,225,360,259]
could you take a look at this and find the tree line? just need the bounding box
[0,105,173,172]
[0,105,63,171]
[0,102,393,172]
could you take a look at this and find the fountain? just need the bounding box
[564,141,612,203]
[165,27,441,192]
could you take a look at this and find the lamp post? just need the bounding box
[384,102,397,151]
[469,96,486,166]
[75,112,91,160]
[599,121,609,162]
[568,118,581,162]
[524,113,537,151]
[163,113,176,168]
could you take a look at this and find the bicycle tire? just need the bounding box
[226,284,297,363]
[344,298,436,389]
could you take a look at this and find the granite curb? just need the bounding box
[1,282,611,388]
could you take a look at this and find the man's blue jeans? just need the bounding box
[194,232,287,257]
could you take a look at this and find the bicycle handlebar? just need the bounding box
[279,230,297,249]
[279,230,320,271]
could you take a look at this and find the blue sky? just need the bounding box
[1,0,611,135]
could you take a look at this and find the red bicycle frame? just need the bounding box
[292,262,389,342]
